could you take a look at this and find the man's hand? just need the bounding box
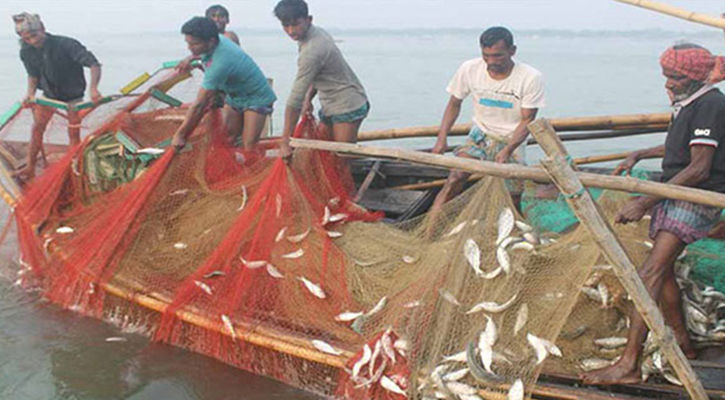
[171,133,186,153]
[431,140,448,155]
[300,100,314,117]
[495,146,514,164]
[612,152,639,176]
[175,56,199,73]
[22,95,35,107]
[279,139,294,162]
[615,198,649,224]
[90,88,103,105]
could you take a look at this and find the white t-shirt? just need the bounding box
[447,58,545,141]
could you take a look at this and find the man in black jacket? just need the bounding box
[13,12,102,180]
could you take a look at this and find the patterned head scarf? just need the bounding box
[12,13,43,34]
[660,44,725,84]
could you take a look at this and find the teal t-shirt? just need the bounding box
[201,35,276,109]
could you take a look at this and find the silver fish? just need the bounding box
[329,213,348,223]
[498,236,518,250]
[275,226,288,243]
[298,277,326,299]
[443,350,468,363]
[480,266,503,280]
[287,228,311,243]
[394,339,409,355]
[193,280,213,295]
[275,194,282,217]
[403,300,422,308]
[497,208,515,246]
[168,188,190,196]
[174,242,188,250]
[443,367,469,382]
[312,339,342,355]
[597,282,610,307]
[522,232,539,245]
[380,375,407,396]
[467,293,518,314]
[479,316,497,373]
[508,379,524,400]
[352,344,372,379]
[366,296,388,317]
[329,197,341,207]
[402,255,417,264]
[464,239,483,276]
[526,333,549,365]
[515,220,533,233]
[382,330,397,363]
[266,263,284,279]
[446,381,477,396]
[241,257,267,269]
[282,249,305,259]
[105,337,127,342]
[663,372,683,387]
[238,185,248,211]
[322,206,331,225]
[327,231,343,238]
[514,304,529,336]
[580,358,612,371]
[370,340,382,376]
[594,337,628,349]
[221,314,236,340]
[460,394,483,400]
[496,247,511,274]
[445,221,467,237]
[439,289,461,306]
[510,241,534,252]
[584,272,603,287]
[55,226,74,234]
[336,311,364,322]
[581,287,603,303]
[203,270,226,279]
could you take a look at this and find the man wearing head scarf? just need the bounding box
[13,12,103,180]
[584,43,725,385]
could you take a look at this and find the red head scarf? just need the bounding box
[660,44,725,84]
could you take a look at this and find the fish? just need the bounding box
[443,350,467,363]
[275,227,288,243]
[580,358,612,372]
[594,337,627,349]
[238,185,248,211]
[322,206,331,225]
[282,249,305,259]
[298,277,326,299]
[352,344,372,379]
[464,239,483,275]
[312,339,343,355]
[168,188,190,196]
[541,338,562,358]
[523,232,539,245]
[266,263,284,279]
[526,333,549,365]
[443,368,469,381]
[445,221,467,237]
[497,208,515,245]
[55,226,74,234]
[584,271,603,287]
[287,228,311,243]
[597,282,610,307]
[394,339,409,355]
[241,256,267,269]
[460,395,483,400]
[593,264,613,271]
[382,331,397,363]
[275,194,282,217]
[581,287,603,303]
[366,296,388,317]
[498,236,518,250]
[515,220,533,233]
[467,293,518,314]
[328,197,341,207]
[105,337,127,342]
[510,241,534,252]
[446,381,477,396]
[336,311,364,322]
[137,147,164,155]
[663,372,683,387]
[370,340,382,376]
[329,213,348,223]
[479,316,497,373]
[380,375,407,396]
[439,289,461,306]
[193,280,213,295]
[508,379,524,400]
[642,240,654,249]
[480,266,503,280]
[496,247,511,274]
[203,270,225,279]
[402,255,417,264]
[403,300,421,308]
[514,304,529,336]
[221,314,236,340]
[173,242,188,250]
[327,231,343,238]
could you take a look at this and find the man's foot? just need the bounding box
[580,360,641,385]
[12,166,34,181]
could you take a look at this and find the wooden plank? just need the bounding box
[528,118,708,400]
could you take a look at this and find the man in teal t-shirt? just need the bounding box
[172,17,276,151]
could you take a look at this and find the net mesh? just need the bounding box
[6,70,721,399]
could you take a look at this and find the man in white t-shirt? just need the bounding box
[429,27,545,231]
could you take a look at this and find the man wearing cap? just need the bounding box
[13,12,102,180]
[583,43,725,384]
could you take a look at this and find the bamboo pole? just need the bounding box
[290,138,725,208]
[357,113,669,141]
[614,0,725,30]
[528,118,708,400]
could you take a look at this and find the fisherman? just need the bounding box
[428,27,545,228]
[206,4,240,46]
[172,17,276,152]
[14,12,102,180]
[274,0,370,161]
[584,43,725,385]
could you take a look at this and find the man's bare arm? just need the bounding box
[432,96,463,154]
[24,76,38,105]
[171,88,216,149]
[612,145,665,176]
[495,107,538,163]
[89,64,102,103]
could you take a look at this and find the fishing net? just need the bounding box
[6,67,724,400]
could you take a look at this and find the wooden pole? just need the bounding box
[290,138,725,209]
[357,113,669,141]
[614,0,725,30]
[528,119,708,400]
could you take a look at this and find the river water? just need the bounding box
[0,28,723,399]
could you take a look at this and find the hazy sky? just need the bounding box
[0,0,723,36]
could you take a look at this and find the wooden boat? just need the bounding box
[1,67,724,400]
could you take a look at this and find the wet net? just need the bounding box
[6,68,725,400]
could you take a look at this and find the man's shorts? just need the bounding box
[649,199,722,244]
[319,102,370,126]
[453,125,525,193]
[229,103,274,116]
